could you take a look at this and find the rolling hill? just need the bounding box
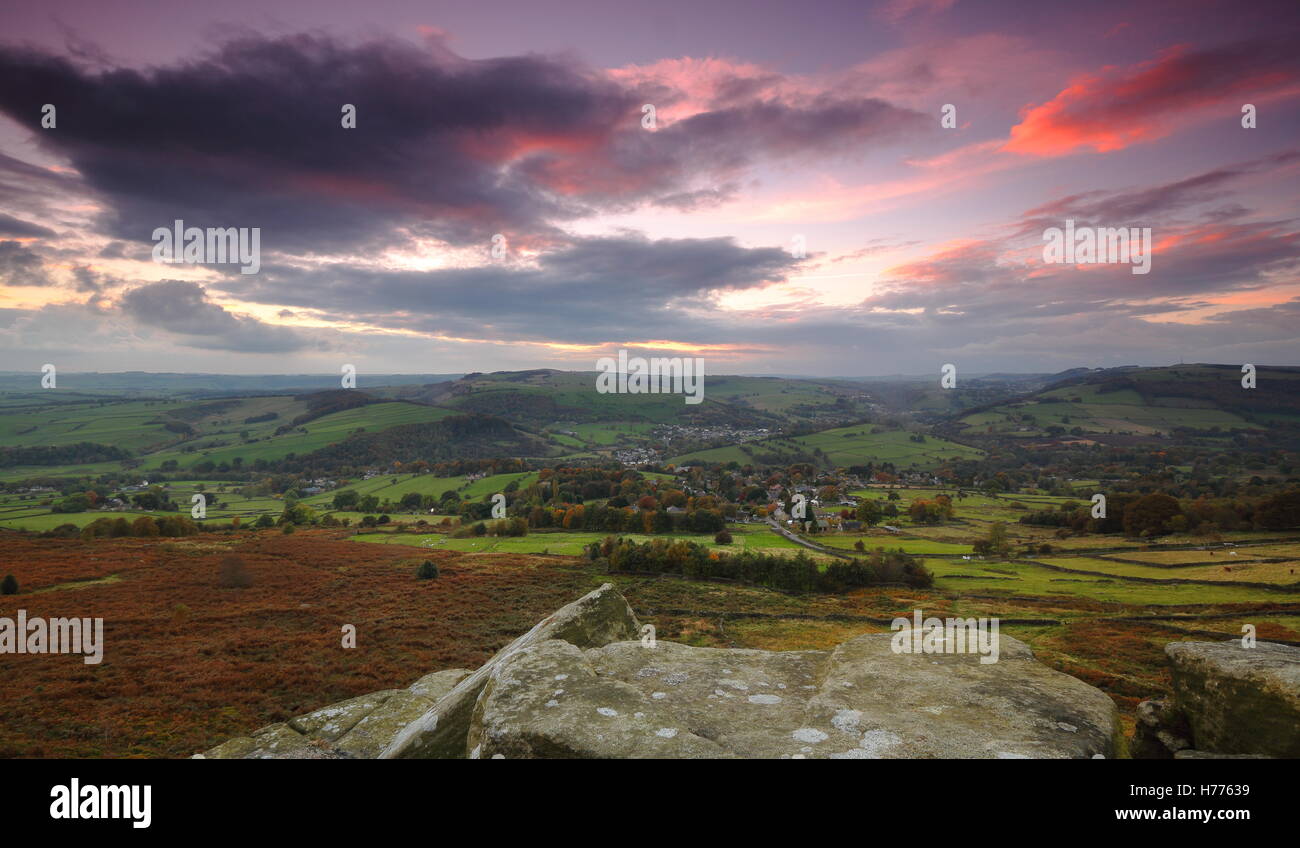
[951,364,1300,439]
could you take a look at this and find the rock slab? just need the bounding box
[199,671,472,759]
[1164,640,1300,757]
[380,582,641,758]
[467,632,1120,759]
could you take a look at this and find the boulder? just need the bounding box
[467,632,1120,759]
[1130,698,1192,759]
[1164,640,1300,757]
[334,692,438,759]
[409,669,473,701]
[204,722,342,759]
[380,582,641,759]
[200,672,473,759]
[288,690,403,741]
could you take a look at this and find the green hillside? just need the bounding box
[955,364,1300,438]
[671,425,982,469]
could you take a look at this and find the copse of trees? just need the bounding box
[1018,487,1300,537]
[79,514,198,539]
[855,498,883,526]
[587,536,932,594]
[0,442,130,468]
[907,495,953,525]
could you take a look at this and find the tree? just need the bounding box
[1122,493,1182,537]
[973,522,1011,558]
[416,560,439,580]
[1,574,17,595]
[855,499,883,526]
[1255,488,1300,530]
[714,529,733,544]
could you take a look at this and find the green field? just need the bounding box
[672,426,982,469]
[352,524,818,558]
[0,396,458,480]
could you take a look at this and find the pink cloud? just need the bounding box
[1005,40,1300,156]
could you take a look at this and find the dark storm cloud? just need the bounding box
[118,279,309,353]
[0,213,54,238]
[0,240,52,286]
[0,33,927,257]
[216,233,800,345]
[1016,151,1300,235]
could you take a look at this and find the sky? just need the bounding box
[0,0,1297,377]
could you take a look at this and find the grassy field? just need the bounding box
[353,524,818,559]
[672,426,982,469]
[0,397,456,480]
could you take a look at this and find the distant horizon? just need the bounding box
[2,361,1296,383]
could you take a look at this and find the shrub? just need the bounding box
[1,574,18,595]
[42,523,81,539]
[416,560,439,580]
[218,555,252,589]
[490,516,528,537]
[854,540,866,552]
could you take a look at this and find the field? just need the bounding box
[354,523,816,558]
[2,504,1298,756]
[0,396,458,480]
[0,470,546,531]
[672,426,983,469]
[0,530,602,758]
